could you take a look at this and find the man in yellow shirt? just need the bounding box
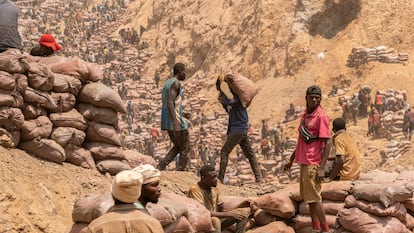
[188,165,249,233]
[328,118,361,181]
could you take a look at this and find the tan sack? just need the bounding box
[0,48,30,73]
[0,106,24,130]
[50,59,102,83]
[164,216,195,233]
[21,103,47,120]
[352,181,413,207]
[0,89,23,108]
[20,116,53,141]
[51,127,86,147]
[321,180,353,201]
[68,223,88,233]
[27,62,54,91]
[299,199,345,215]
[0,71,27,92]
[122,149,156,168]
[64,144,95,169]
[79,82,127,113]
[0,128,20,148]
[96,159,131,175]
[77,103,118,126]
[49,92,76,113]
[18,138,66,163]
[146,203,174,226]
[84,142,125,161]
[22,87,57,110]
[338,207,410,233]
[86,121,121,146]
[224,73,257,107]
[252,189,297,218]
[52,73,82,95]
[38,55,68,66]
[49,109,88,131]
[246,221,294,233]
[72,193,114,223]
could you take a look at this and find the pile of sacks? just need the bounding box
[347,46,409,67]
[0,49,150,174]
[380,140,412,162]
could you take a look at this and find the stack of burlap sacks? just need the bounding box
[0,49,151,174]
[70,170,414,233]
[347,46,409,67]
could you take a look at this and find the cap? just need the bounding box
[133,164,161,184]
[306,85,322,96]
[39,34,61,51]
[111,170,143,203]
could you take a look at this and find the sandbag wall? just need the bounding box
[0,49,141,174]
[347,46,409,67]
[251,170,414,233]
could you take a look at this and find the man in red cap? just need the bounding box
[30,34,61,57]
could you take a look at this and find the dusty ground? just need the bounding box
[2,0,414,232]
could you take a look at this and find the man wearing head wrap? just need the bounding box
[328,117,361,181]
[86,170,163,233]
[284,85,332,233]
[133,164,161,212]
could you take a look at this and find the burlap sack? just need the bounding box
[0,128,20,148]
[0,89,24,108]
[64,144,95,169]
[122,149,156,168]
[96,159,131,175]
[52,73,82,95]
[49,59,101,83]
[86,121,121,146]
[51,127,85,147]
[338,207,410,233]
[404,198,414,213]
[293,214,338,231]
[253,209,278,226]
[27,62,54,91]
[161,192,214,232]
[68,223,88,233]
[156,197,189,222]
[252,189,297,218]
[77,103,118,126]
[352,181,414,207]
[164,216,195,233]
[0,71,27,92]
[72,193,114,223]
[21,103,47,120]
[0,106,24,130]
[0,48,29,73]
[147,203,174,226]
[78,82,127,113]
[20,116,53,141]
[345,195,407,222]
[84,142,125,161]
[49,92,76,113]
[221,196,254,212]
[49,109,88,131]
[299,199,345,215]
[224,73,257,107]
[38,55,68,66]
[246,221,295,233]
[22,87,57,110]
[321,180,353,201]
[18,138,66,164]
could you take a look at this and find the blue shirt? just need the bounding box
[220,93,249,134]
[160,78,187,131]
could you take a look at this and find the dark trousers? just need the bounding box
[157,130,190,171]
[218,132,262,182]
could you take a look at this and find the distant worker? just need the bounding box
[327,118,361,181]
[0,0,23,52]
[30,34,61,57]
[157,63,191,171]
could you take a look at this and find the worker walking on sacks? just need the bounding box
[284,85,332,233]
[157,63,191,171]
[216,74,262,183]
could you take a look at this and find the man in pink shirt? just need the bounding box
[284,85,332,233]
